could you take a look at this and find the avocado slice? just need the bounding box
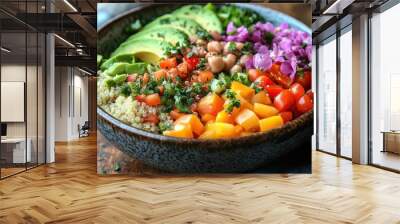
[111,39,171,65]
[172,5,222,33]
[142,14,206,39]
[103,62,147,76]
[126,27,189,46]
[100,54,135,71]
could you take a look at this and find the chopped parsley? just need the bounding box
[232,72,250,86]
[264,32,274,45]
[225,89,241,113]
[242,42,253,54]
[227,42,236,52]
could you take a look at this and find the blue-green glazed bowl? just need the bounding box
[97,3,313,173]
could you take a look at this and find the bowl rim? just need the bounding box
[97,106,313,144]
[97,3,313,144]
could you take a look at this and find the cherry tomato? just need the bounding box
[160,57,177,69]
[265,85,283,99]
[254,75,274,89]
[184,56,199,71]
[306,90,314,101]
[268,63,293,88]
[295,70,312,90]
[279,111,293,124]
[145,93,161,106]
[143,114,159,124]
[198,71,214,83]
[290,83,305,101]
[296,94,313,114]
[274,90,295,112]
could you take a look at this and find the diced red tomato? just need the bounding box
[143,114,159,124]
[290,83,305,101]
[157,86,164,95]
[254,75,274,89]
[184,56,199,71]
[154,70,167,81]
[279,111,293,124]
[177,62,189,78]
[265,85,283,99]
[145,93,161,106]
[295,70,312,90]
[296,94,313,114]
[160,57,177,69]
[274,90,295,112]
[142,73,149,85]
[127,74,136,82]
[135,94,146,102]
[198,71,214,83]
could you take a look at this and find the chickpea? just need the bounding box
[235,42,244,50]
[210,31,222,41]
[230,64,242,74]
[207,41,222,54]
[208,55,225,73]
[224,42,236,54]
[223,54,237,70]
[197,46,207,57]
[239,54,252,66]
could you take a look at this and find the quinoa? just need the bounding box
[97,75,174,133]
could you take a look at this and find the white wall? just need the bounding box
[54,67,89,141]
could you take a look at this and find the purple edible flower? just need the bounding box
[245,55,254,70]
[254,53,272,71]
[280,57,298,80]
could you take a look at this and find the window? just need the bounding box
[339,28,352,158]
[370,3,400,171]
[317,36,337,154]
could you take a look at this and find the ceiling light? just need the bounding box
[54,34,75,48]
[323,0,355,15]
[63,0,78,12]
[78,67,92,76]
[1,47,11,53]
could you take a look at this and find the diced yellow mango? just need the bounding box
[231,81,255,100]
[201,114,216,123]
[174,114,204,136]
[251,91,272,105]
[240,131,253,137]
[206,122,236,138]
[259,116,284,132]
[163,123,193,138]
[234,108,260,132]
[199,129,218,139]
[253,103,279,118]
[216,111,234,124]
[198,93,224,116]
[234,125,244,136]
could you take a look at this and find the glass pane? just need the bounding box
[371,4,400,171]
[317,37,337,154]
[339,29,352,158]
[1,31,27,177]
[38,32,45,165]
[27,31,38,169]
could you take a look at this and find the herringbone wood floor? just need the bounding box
[0,135,399,224]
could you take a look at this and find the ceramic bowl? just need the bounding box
[97,3,313,173]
